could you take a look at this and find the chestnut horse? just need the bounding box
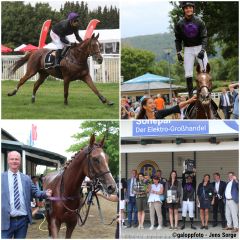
[8,33,113,105]
[185,63,221,119]
[43,134,116,238]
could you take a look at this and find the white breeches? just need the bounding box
[44,30,67,50]
[184,45,208,78]
[182,200,194,218]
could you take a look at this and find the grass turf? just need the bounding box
[2,80,119,119]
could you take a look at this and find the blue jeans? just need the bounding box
[128,196,138,225]
[1,216,28,239]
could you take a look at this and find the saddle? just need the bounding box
[44,46,70,69]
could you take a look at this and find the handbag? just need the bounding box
[159,194,165,202]
[167,189,177,203]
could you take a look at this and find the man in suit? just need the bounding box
[219,88,233,119]
[223,172,239,233]
[126,169,138,228]
[212,173,227,228]
[1,151,52,239]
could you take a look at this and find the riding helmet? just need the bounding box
[67,12,80,21]
[180,1,195,10]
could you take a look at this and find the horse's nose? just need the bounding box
[107,184,115,194]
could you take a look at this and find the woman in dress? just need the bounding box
[165,170,181,230]
[197,174,215,229]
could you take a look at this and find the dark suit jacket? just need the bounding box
[211,180,227,199]
[1,172,47,230]
[219,93,233,109]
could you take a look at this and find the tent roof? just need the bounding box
[14,44,27,51]
[121,81,183,92]
[67,29,120,43]
[1,44,13,53]
[124,73,173,84]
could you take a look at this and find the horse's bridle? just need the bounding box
[86,144,111,181]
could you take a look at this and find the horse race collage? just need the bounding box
[0,0,239,239]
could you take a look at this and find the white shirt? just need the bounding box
[8,170,27,217]
[223,93,230,107]
[215,181,220,193]
[225,180,233,199]
[130,178,136,197]
[148,183,163,203]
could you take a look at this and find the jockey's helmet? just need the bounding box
[67,12,79,21]
[181,1,195,10]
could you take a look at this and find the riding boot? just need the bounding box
[61,46,70,58]
[186,77,193,98]
[181,217,186,230]
[190,217,197,229]
[54,49,61,67]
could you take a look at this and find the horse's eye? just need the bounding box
[93,157,100,164]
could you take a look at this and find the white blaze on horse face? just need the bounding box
[100,152,106,161]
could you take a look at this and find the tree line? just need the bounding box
[2,1,119,48]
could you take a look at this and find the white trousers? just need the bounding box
[184,45,208,78]
[182,200,194,218]
[225,199,239,228]
[47,30,67,50]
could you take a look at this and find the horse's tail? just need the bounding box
[9,52,32,75]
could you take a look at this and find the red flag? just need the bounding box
[84,19,100,40]
[32,124,37,141]
[38,20,52,48]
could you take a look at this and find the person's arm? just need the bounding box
[229,83,239,89]
[96,192,118,202]
[200,20,208,51]
[60,36,70,45]
[182,173,186,188]
[31,181,51,199]
[74,30,83,43]
[178,96,197,109]
[174,22,182,53]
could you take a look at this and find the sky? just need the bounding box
[120,0,174,38]
[2,120,83,160]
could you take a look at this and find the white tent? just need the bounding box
[14,44,26,51]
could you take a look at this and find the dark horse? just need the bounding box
[8,33,113,105]
[43,134,116,238]
[185,63,221,119]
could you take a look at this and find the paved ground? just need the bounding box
[121,222,239,239]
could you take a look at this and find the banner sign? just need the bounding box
[132,120,209,136]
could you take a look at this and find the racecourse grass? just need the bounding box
[2,80,119,119]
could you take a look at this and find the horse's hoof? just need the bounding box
[64,102,68,106]
[31,98,35,103]
[107,101,114,106]
[8,91,16,96]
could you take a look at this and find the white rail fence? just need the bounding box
[1,54,120,83]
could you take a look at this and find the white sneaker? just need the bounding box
[157,225,162,230]
[149,225,154,230]
[138,225,141,229]
[141,225,144,230]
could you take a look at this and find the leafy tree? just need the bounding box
[121,46,155,81]
[67,121,119,177]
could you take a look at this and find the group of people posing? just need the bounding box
[120,169,239,232]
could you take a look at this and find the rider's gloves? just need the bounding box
[177,52,184,63]
[197,50,205,60]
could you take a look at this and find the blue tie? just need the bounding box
[13,174,20,209]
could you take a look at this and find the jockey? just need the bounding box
[50,12,83,66]
[175,2,208,97]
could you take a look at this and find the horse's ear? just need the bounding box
[196,64,201,74]
[99,136,105,147]
[91,33,95,39]
[206,63,211,73]
[96,33,99,39]
[89,134,95,147]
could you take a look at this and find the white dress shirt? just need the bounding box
[8,170,27,217]
[225,180,233,199]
